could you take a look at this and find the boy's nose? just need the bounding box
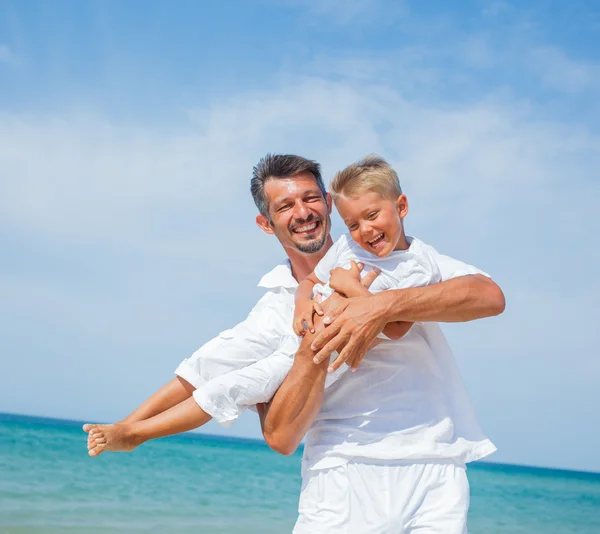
[359,221,372,235]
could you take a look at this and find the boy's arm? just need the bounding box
[294,272,325,335]
[296,272,321,302]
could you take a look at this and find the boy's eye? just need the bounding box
[348,223,358,231]
[367,211,378,220]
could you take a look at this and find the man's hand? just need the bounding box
[312,293,389,372]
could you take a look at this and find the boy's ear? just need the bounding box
[256,214,275,235]
[397,194,409,219]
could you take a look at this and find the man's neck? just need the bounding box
[287,235,334,283]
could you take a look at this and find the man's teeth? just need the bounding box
[294,222,318,233]
[369,233,384,245]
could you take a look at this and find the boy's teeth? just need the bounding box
[369,233,384,245]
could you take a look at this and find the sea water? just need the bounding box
[1,414,599,533]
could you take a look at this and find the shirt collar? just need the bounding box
[257,260,298,290]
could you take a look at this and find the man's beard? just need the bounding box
[288,214,328,254]
[294,230,328,254]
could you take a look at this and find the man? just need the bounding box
[85,154,504,532]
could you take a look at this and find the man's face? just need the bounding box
[257,171,332,254]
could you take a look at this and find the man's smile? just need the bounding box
[291,220,322,238]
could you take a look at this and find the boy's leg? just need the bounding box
[86,396,212,457]
[83,376,195,450]
[117,376,196,424]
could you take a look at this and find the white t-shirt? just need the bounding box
[303,238,496,470]
[313,233,442,295]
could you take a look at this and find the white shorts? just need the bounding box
[294,459,469,534]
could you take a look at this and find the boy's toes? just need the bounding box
[88,444,105,457]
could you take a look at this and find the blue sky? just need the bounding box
[1,0,599,472]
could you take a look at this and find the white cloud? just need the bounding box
[1,44,600,468]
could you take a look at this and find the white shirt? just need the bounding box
[176,237,496,469]
[314,233,442,294]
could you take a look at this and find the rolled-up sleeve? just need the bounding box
[193,336,299,427]
[175,291,292,389]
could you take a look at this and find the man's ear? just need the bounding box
[256,214,275,235]
[326,192,333,214]
[397,194,409,219]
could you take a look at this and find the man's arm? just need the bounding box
[258,270,382,456]
[258,329,329,456]
[313,274,505,370]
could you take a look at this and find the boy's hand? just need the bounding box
[329,261,365,296]
[293,298,324,336]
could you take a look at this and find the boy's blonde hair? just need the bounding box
[329,155,402,201]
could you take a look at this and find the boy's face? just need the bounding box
[256,171,332,254]
[335,191,409,257]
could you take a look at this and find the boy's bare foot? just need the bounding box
[82,423,142,457]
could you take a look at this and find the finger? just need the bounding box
[316,336,346,366]
[305,315,315,334]
[350,350,366,371]
[323,302,348,325]
[293,320,304,337]
[327,353,345,373]
[311,322,342,353]
[360,267,381,288]
[357,262,364,272]
[321,302,348,326]
[337,341,364,372]
[313,301,324,316]
[313,329,349,364]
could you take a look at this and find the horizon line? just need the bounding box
[2,411,599,477]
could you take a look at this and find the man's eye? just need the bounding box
[278,204,292,212]
[306,196,322,202]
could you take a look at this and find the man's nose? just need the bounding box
[293,201,311,221]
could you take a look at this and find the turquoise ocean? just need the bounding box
[1,413,599,534]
